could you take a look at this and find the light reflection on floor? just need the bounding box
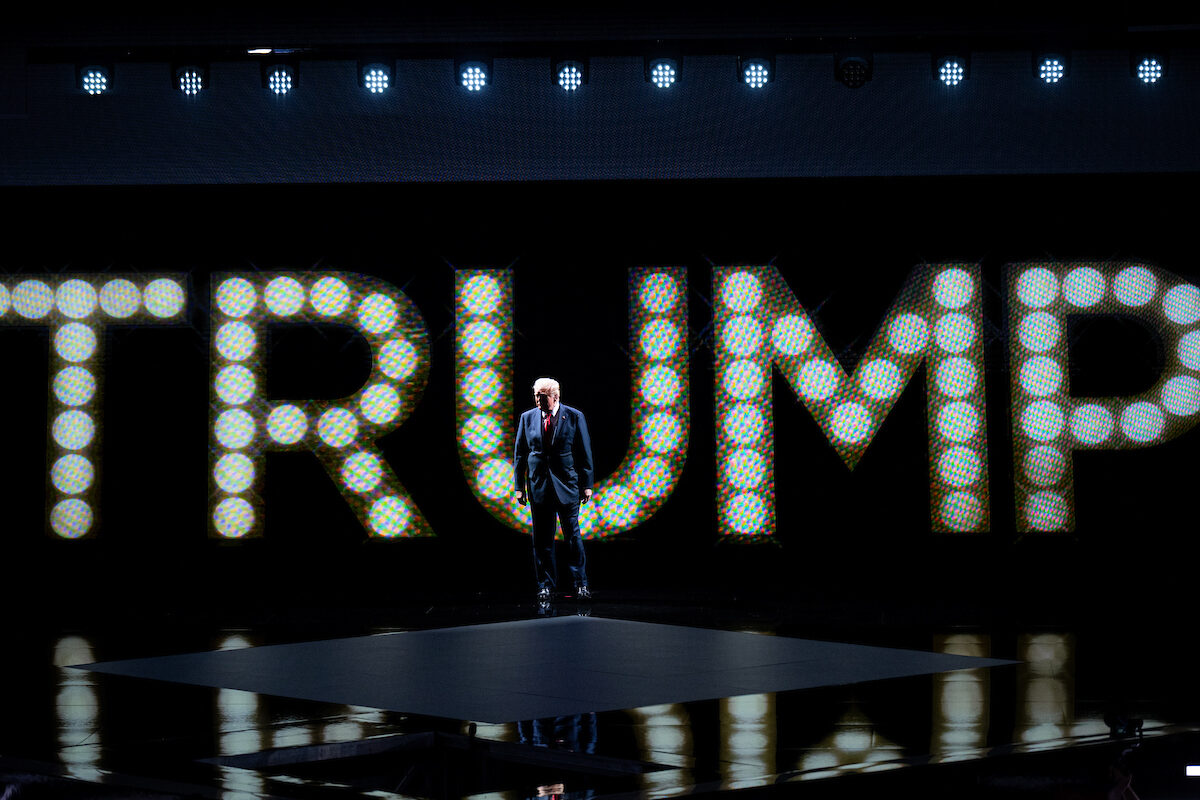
[6,614,1190,800]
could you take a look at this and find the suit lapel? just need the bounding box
[551,407,565,445]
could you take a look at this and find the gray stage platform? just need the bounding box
[76,616,1013,723]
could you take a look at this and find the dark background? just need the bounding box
[1,8,1197,622]
[1,177,1196,622]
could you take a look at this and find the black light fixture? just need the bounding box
[261,61,297,95]
[1034,50,1069,84]
[645,56,680,90]
[836,49,873,88]
[173,64,209,96]
[932,53,969,87]
[553,58,588,91]
[455,57,491,92]
[358,60,394,94]
[1130,51,1167,84]
[738,55,773,89]
[77,63,112,95]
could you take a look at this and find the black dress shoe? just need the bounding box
[575,585,592,600]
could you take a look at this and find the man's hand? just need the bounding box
[581,488,593,504]
[515,491,527,506]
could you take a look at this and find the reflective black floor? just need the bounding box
[5,589,1199,800]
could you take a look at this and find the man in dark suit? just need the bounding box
[514,377,594,602]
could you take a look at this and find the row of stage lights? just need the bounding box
[75,51,1172,97]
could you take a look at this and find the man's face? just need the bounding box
[535,389,558,412]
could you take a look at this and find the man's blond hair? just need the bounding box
[532,377,560,398]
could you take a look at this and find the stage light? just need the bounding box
[78,65,111,95]
[1137,57,1162,83]
[934,269,974,309]
[317,407,359,448]
[643,411,684,452]
[937,402,979,441]
[938,446,981,487]
[722,405,764,445]
[215,321,256,361]
[1113,265,1157,307]
[643,364,684,405]
[360,383,400,425]
[1181,330,1200,370]
[1163,284,1200,325]
[51,499,92,539]
[359,61,392,94]
[1070,403,1113,444]
[1019,356,1063,397]
[1036,53,1068,84]
[263,63,295,95]
[215,453,254,494]
[267,404,307,445]
[53,410,95,451]
[461,320,502,362]
[216,409,256,450]
[264,276,305,316]
[1025,490,1067,531]
[174,65,207,96]
[1024,445,1065,486]
[1021,400,1065,441]
[214,497,254,538]
[555,60,587,91]
[739,57,772,88]
[310,276,350,316]
[457,60,490,92]
[357,293,397,335]
[461,274,502,315]
[797,359,839,400]
[723,360,764,399]
[216,277,256,318]
[935,357,977,397]
[934,56,967,87]
[143,278,185,318]
[829,402,872,442]
[1016,267,1059,308]
[721,271,762,311]
[54,323,97,363]
[1017,312,1060,353]
[99,279,140,317]
[772,314,814,355]
[1162,376,1200,416]
[53,367,96,407]
[1187,765,1200,777]
[342,452,382,493]
[858,358,904,399]
[889,313,930,354]
[646,57,678,89]
[1062,266,1105,307]
[216,365,256,406]
[1120,401,1165,442]
[56,279,97,319]
[1132,53,1166,84]
[597,485,640,527]
[836,52,873,88]
[642,318,681,359]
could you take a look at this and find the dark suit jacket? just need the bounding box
[514,404,594,505]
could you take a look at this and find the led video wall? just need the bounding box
[455,268,689,540]
[1008,262,1200,532]
[1,260,1198,541]
[713,264,990,539]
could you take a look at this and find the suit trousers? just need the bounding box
[531,498,588,590]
